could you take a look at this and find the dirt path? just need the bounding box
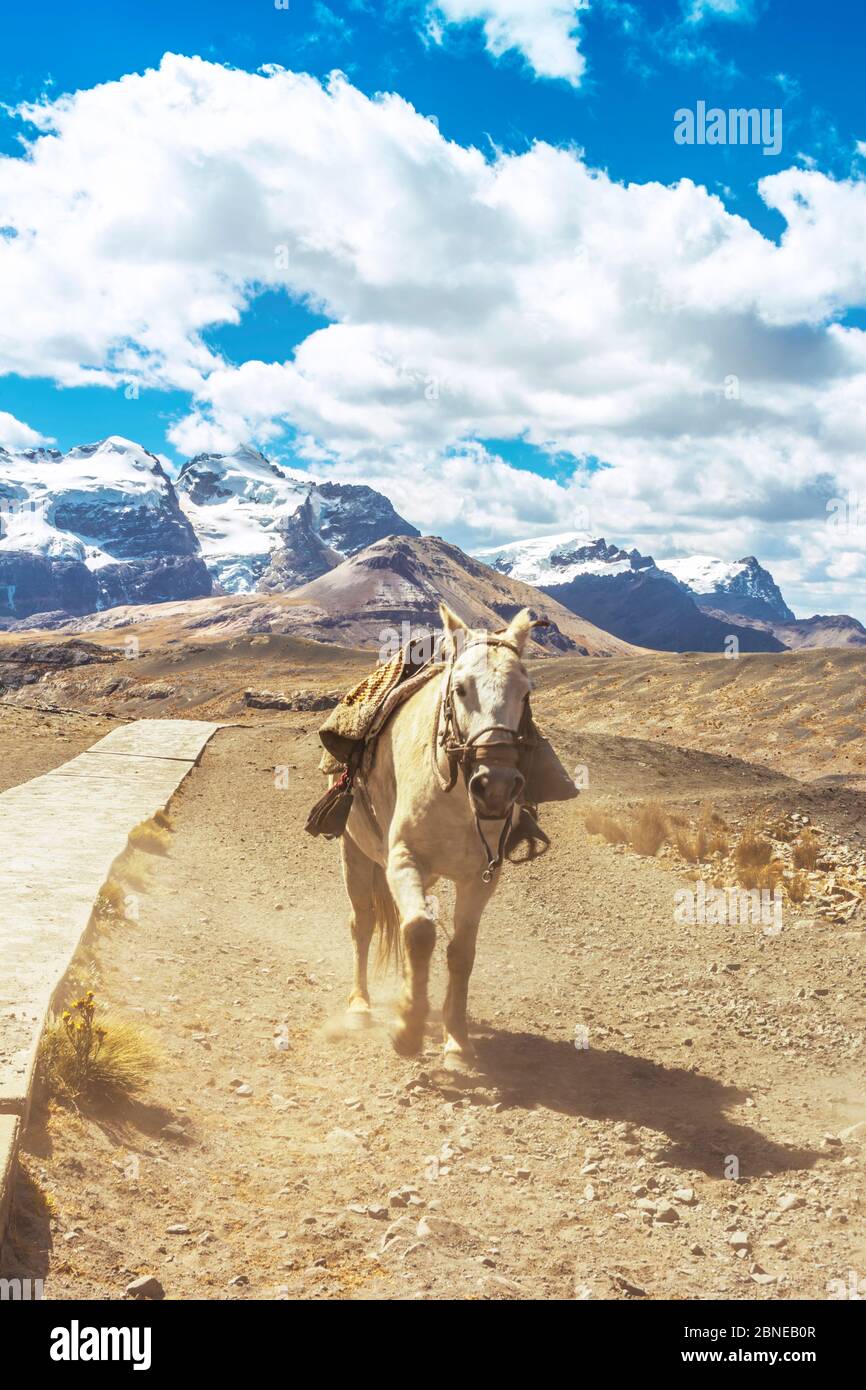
[3,721,864,1301]
[0,705,119,794]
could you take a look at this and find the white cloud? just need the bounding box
[683,0,755,22]
[0,411,53,449]
[426,0,589,84]
[2,55,866,616]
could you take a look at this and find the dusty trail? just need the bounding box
[3,720,864,1301]
[0,705,118,794]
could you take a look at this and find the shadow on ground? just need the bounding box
[0,1170,53,1288]
[455,1028,824,1180]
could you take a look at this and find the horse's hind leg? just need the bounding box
[341,834,376,1018]
[442,876,494,1070]
[386,845,436,1056]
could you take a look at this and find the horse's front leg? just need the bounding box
[340,833,376,1020]
[442,875,495,1071]
[386,844,436,1056]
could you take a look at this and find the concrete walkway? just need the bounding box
[0,719,219,1239]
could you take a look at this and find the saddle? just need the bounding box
[305,644,437,840]
[304,643,578,853]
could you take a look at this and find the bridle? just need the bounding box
[432,635,538,882]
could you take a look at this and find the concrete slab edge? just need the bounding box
[0,722,219,1252]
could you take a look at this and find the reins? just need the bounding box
[433,635,539,882]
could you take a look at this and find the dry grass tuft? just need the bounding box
[128,819,171,856]
[785,871,809,903]
[706,833,730,858]
[628,801,669,857]
[674,827,708,863]
[584,808,628,844]
[153,808,174,832]
[586,800,729,862]
[95,878,127,918]
[115,858,151,894]
[93,875,143,929]
[672,810,728,863]
[738,860,784,892]
[600,815,628,845]
[734,829,774,869]
[698,808,729,855]
[793,829,820,870]
[40,994,158,1102]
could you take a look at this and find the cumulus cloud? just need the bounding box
[425,0,589,84]
[0,411,53,449]
[1,55,866,615]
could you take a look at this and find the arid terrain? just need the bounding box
[1,629,864,1301]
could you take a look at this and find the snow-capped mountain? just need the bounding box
[478,533,794,624]
[475,531,788,653]
[260,479,421,591]
[175,444,308,592]
[0,436,210,621]
[0,435,420,625]
[659,555,795,622]
[175,445,419,593]
[1,437,853,651]
[476,533,655,585]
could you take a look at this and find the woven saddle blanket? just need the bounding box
[317,647,442,774]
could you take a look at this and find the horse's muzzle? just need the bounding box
[468,765,525,819]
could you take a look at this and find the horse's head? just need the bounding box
[439,603,535,820]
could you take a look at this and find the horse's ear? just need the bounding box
[439,602,468,658]
[503,607,537,654]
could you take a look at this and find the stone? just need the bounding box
[653,1203,680,1225]
[125,1276,165,1300]
[673,1187,696,1205]
[244,689,339,712]
[777,1193,804,1212]
[416,1215,470,1244]
[161,1122,190,1141]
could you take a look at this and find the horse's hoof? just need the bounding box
[344,1007,373,1031]
[390,1018,425,1056]
[442,1044,477,1074]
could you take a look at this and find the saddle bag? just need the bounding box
[522,722,580,804]
[305,769,355,839]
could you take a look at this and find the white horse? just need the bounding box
[338,603,539,1070]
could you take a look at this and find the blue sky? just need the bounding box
[1,1,865,616]
[2,1,860,239]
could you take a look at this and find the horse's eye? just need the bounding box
[454,682,467,698]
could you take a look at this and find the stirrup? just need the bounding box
[505,805,551,863]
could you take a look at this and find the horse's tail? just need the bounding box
[372,862,402,969]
